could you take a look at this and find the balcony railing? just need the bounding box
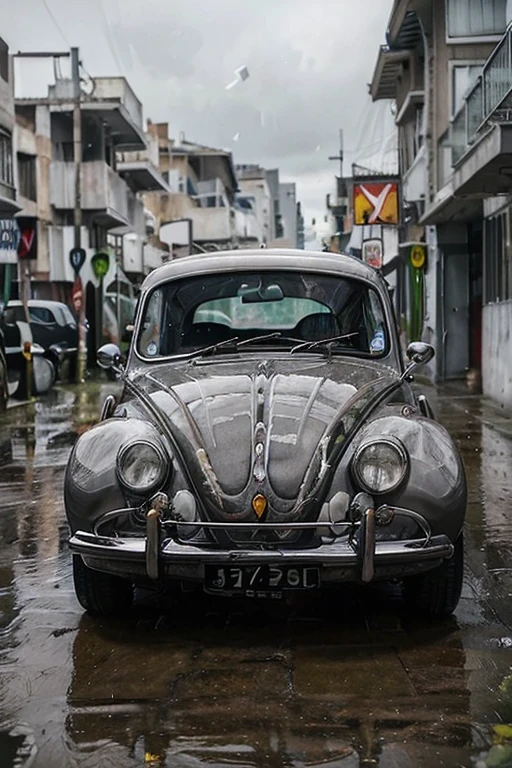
[482,25,512,118]
[449,22,512,166]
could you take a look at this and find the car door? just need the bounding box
[29,306,60,350]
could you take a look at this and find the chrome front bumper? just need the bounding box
[69,527,455,585]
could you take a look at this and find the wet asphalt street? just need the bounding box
[1,382,512,768]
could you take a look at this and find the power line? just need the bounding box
[41,0,70,47]
[95,0,124,74]
[39,0,94,83]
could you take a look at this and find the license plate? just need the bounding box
[204,564,320,593]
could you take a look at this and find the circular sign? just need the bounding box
[69,247,86,275]
[72,277,83,314]
[410,245,426,269]
[91,251,110,280]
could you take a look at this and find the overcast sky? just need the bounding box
[4,0,395,240]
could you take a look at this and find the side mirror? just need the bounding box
[97,343,123,371]
[406,342,435,365]
[401,342,435,381]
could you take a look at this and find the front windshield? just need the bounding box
[136,271,389,359]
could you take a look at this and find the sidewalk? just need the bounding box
[421,377,512,441]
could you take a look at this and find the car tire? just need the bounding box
[72,554,133,617]
[0,349,8,411]
[402,532,464,618]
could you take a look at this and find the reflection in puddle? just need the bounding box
[0,385,511,766]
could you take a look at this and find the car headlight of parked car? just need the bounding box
[116,440,169,494]
[352,438,408,495]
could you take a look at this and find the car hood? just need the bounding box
[128,355,399,515]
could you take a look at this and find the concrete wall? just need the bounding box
[188,206,233,242]
[395,48,424,114]
[430,0,500,194]
[483,302,512,407]
[50,161,130,221]
[92,78,143,131]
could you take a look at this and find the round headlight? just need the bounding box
[117,441,168,493]
[352,439,408,495]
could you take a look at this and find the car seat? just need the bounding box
[181,322,232,349]
[295,313,340,342]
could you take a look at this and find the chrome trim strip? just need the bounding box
[70,530,454,566]
[90,503,430,537]
[377,505,432,544]
[360,508,376,583]
[146,508,160,580]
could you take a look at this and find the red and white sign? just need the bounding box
[72,276,83,314]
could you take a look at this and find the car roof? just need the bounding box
[141,249,385,293]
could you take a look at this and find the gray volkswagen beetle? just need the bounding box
[65,250,466,617]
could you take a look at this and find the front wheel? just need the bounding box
[402,532,464,617]
[72,555,133,617]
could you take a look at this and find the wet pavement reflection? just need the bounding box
[1,382,512,767]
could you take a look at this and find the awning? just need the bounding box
[420,186,482,225]
[370,48,410,101]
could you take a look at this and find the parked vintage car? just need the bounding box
[5,300,78,381]
[65,250,467,618]
[0,301,55,403]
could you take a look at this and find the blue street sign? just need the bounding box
[69,248,86,275]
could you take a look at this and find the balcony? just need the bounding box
[117,149,170,193]
[0,179,21,214]
[448,22,512,197]
[43,77,146,150]
[189,206,234,243]
[50,161,130,228]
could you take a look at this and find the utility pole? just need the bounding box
[328,130,346,244]
[71,47,86,383]
[328,129,344,179]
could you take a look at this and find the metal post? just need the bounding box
[72,47,86,383]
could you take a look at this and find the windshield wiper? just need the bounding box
[236,332,303,348]
[291,333,359,355]
[186,332,315,362]
[186,336,240,360]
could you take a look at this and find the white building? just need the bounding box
[237,165,273,245]
[279,183,298,248]
[0,36,22,301]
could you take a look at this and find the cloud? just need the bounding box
[3,0,395,224]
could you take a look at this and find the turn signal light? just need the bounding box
[252,494,267,519]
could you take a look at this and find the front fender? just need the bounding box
[348,414,467,540]
[64,418,168,533]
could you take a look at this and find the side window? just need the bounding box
[139,290,163,357]
[60,305,77,327]
[29,307,55,324]
[365,290,387,355]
